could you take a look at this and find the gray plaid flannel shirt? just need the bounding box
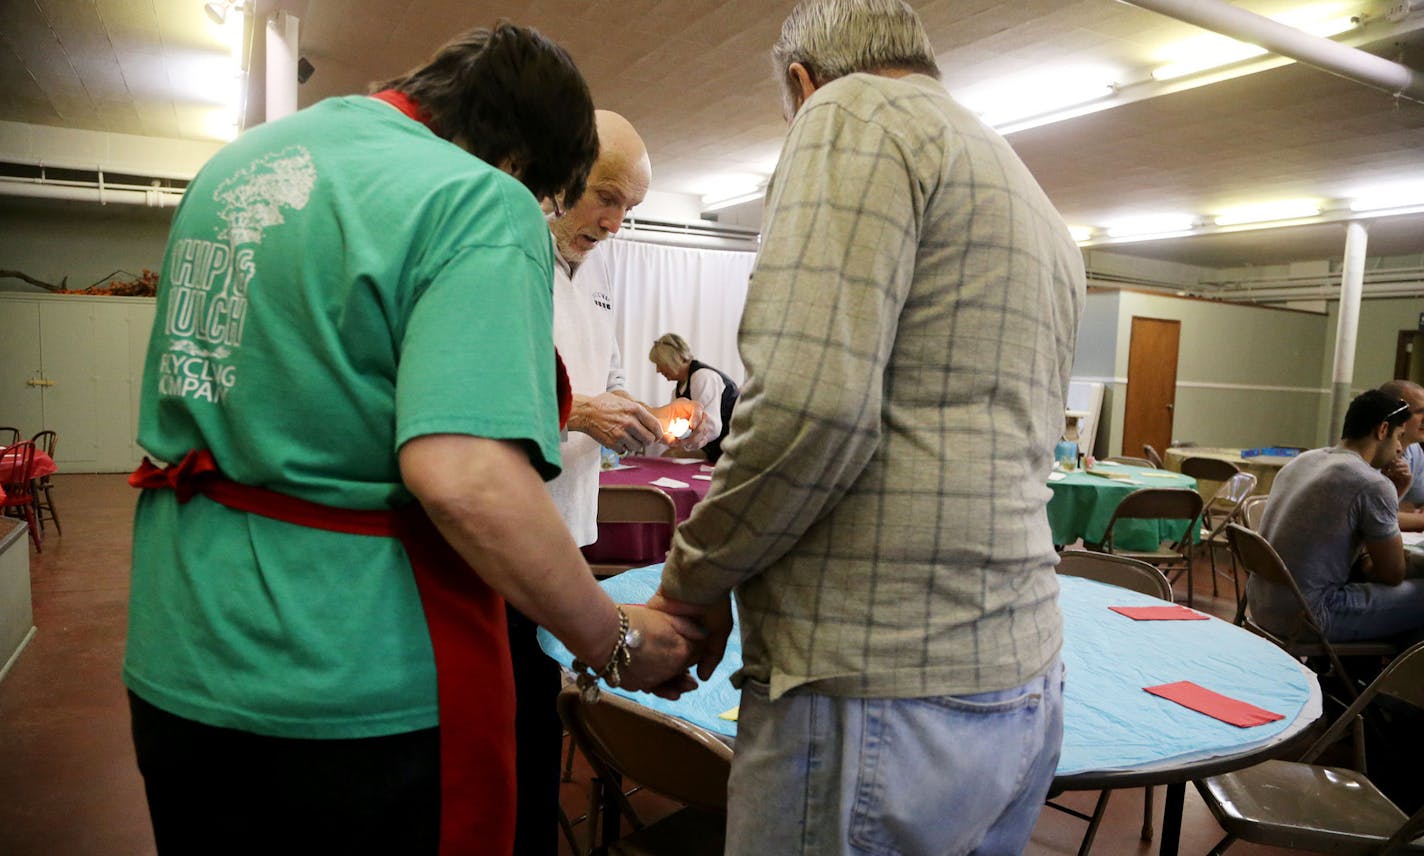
[662,73,1086,700]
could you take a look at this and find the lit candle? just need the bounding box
[666,417,691,439]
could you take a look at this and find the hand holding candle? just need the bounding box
[651,398,709,448]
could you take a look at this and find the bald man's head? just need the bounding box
[550,110,652,264]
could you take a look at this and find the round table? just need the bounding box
[539,568,1321,856]
[1166,446,1294,495]
[1046,461,1198,550]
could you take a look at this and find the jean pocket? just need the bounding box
[847,688,1049,855]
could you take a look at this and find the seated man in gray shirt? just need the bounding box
[1255,389,1424,643]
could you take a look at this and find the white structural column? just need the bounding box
[1329,221,1370,440]
[1123,0,1424,103]
[265,10,300,122]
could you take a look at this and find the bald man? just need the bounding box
[507,111,688,856]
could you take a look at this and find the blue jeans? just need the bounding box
[1321,580,1424,645]
[725,658,1064,856]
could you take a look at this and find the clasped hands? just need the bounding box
[614,591,733,700]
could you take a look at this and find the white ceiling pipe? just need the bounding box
[1121,0,1424,103]
[0,179,183,207]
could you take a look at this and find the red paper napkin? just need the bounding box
[1109,604,1209,621]
[1144,681,1284,727]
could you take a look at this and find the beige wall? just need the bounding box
[1074,290,1329,456]
[0,197,173,292]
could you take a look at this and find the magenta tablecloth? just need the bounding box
[580,456,711,565]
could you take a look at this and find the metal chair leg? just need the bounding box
[1141,785,1154,840]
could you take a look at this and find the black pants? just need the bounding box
[129,691,440,855]
[506,606,564,856]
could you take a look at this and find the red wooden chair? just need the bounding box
[30,430,60,536]
[1,441,42,551]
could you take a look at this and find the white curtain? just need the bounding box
[590,239,756,406]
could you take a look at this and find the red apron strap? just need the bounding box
[131,452,516,855]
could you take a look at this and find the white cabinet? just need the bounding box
[0,293,155,472]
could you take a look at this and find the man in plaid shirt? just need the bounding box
[650,0,1086,851]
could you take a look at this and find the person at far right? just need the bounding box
[1378,379,1424,532]
[1256,389,1424,645]
[647,0,1087,853]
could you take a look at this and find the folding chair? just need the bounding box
[0,426,19,447]
[1241,494,1269,530]
[590,485,678,577]
[557,685,731,855]
[1195,640,1424,855]
[1050,550,1172,853]
[1198,471,1257,599]
[30,430,60,536]
[1142,444,1164,469]
[1096,488,1203,605]
[1225,524,1396,702]
[0,441,42,551]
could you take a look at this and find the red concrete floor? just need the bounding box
[1,475,1319,855]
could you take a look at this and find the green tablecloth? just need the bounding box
[1046,463,1198,551]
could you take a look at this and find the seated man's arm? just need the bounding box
[1362,534,1407,586]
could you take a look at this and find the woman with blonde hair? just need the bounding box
[649,333,739,462]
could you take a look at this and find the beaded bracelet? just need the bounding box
[571,606,643,702]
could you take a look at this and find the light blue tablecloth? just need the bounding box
[538,565,1318,776]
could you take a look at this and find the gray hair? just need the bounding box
[772,0,939,115]
[649,333,693,368]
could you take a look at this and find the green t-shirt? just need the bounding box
[123,96,562,738]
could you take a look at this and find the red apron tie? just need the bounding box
[132,451,515,855]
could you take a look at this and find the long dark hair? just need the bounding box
[375,22,598,205]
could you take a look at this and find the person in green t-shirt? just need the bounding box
[124,23,701,855]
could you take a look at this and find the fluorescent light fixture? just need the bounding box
[1103,214,1197,238]
[702,189,765,213]
[1213,199,1321,226]
[1151,3,1358,81]
[1350,184,1424,212]
[957,67,1119,130]
[1067,226,1094,243]
[698,173,768,212]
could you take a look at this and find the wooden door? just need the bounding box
[1394,331,1424,384]
[1122,316,1180,458]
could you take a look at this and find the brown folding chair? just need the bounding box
[1057,549,1172,600]
[591,485,679,577]
[1,441,42,551]
[1198,471,1258,598]
[1142,444,1164,469]
[557,685,731,855]
[1195,640,1424,855]
[1097,488,1203,605]
[1225,524,1396,702]
[30,430,60,536]
[1051,550,1172,853]
[1180,456,1241,482]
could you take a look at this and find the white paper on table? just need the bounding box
[692,474,712,481]
[1048,472,1068,481]
[700,464,714,471]
[651,477,690,489]
[667,458,702,465]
